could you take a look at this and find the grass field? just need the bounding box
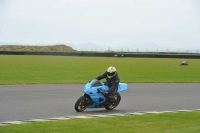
[0,111,200,133]
[0,55,200,84]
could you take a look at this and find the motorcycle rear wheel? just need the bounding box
[105,93,121,110]
[74,95,91,112]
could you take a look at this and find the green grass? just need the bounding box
[0,55,200,84]
[0,111,200,133]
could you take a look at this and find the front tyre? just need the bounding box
[74,95,91,112]
[105,93,121,110]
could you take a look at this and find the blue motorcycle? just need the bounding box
[74,79,128,112]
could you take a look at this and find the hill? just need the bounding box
[0,44,76,52]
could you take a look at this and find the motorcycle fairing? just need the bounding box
[83,79,128,108]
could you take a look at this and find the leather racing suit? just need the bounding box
[95,71,120,99]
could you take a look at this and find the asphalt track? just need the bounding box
[0,83,200,122]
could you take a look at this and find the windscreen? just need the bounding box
[90,79,102,87]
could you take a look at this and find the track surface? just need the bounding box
[0,83,200,122]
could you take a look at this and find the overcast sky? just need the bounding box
[0,0,200,50]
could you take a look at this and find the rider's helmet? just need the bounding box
[107,66,116,78]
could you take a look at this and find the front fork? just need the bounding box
[84,94,93,105]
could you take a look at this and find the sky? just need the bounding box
[0,0,200,51]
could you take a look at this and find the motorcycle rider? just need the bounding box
[95,66,120,103]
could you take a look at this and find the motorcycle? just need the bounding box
[74,79,128,112]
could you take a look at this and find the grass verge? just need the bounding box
[0,111,200,133]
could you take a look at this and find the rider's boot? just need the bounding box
[107,96,117,105]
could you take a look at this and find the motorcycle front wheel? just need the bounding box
[74,95,91,112]
[105,93,121,110]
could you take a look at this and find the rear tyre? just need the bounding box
[105,93,121,110]
[74,95,91,112]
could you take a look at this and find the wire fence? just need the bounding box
[72,47,200,53]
